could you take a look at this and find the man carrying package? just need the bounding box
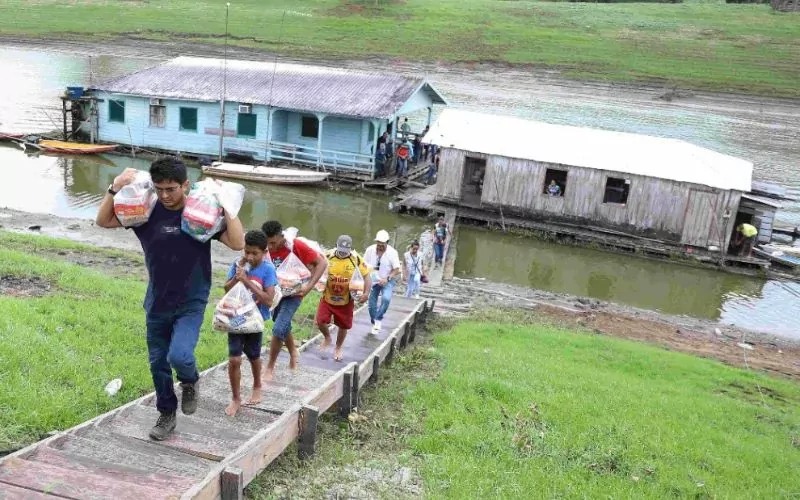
[96,159,244,441]
[261,220,328,381]
[363,229,402,335]
[316,235,371,361]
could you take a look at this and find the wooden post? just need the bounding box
[386,337,397,365]
[352,370,360,410]
[400,323,409,349]
[337,371,352,418]
[298,404,320,460]
[430,299,436,313]
[221,466,244,500]
[370,355,380,384]
[62,99,68,140]
[410,311,419,343]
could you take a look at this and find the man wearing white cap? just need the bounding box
[363,229,402,334]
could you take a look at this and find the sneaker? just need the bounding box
[371,320,382,335]
[149,411,176,441]
[180,381,199,415]
[413,294,420,299]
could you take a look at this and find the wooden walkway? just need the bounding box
[0,297,432,500]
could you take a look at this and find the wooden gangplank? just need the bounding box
[0,297,432,500]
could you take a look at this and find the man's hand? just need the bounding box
[358,293,368,304]
[378,277,388,286]
[112,168,139,192]
[234,265,247,282]
[298,283,313,297]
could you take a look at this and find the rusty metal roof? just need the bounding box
[93,56,446,119]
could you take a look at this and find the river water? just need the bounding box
[1,45,799,339]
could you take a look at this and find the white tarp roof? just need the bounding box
[426,109,753,192]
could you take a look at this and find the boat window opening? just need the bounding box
[109,100,125,123]
[179,107,198,132]
[543,168,567,197]
[603,177,630,204]
[301,115,319,139]
[237,112,257,138]
[149,105,166,128]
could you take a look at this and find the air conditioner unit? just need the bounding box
[149,98,162,106]
[238,104,252,114]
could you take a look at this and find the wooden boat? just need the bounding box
[202,161,330,185]
[0,132,24,141]
[37,140,118,154]
[752,244,800,269]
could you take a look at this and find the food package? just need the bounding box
[113,170,157,227]
[213,282,264,334]
[181,179,245,242]
[296,236,327,292]
[349,268,365,300]
[276,252,312,296]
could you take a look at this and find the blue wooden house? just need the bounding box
[84,56,447,179]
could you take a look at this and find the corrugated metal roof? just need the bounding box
[427,109,753,192]
[92,56,446,119]
[741,193,783,209]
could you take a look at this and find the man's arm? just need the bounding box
[96,168,138,228]
[305,253,328,289]
[240,277,275,308]
[218,212,244,251]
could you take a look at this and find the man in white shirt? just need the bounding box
[363,229,402,334]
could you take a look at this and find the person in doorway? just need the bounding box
[316,235,371,361]
[261,220,328,381]
[734,222,758,257]
[403,240,426,299]
[412,134,422,165]
[222,230,278,416]
[433,216,449,268]
[547,180,561,197]
[400,117,411,139]
[363,230,402,335]
[95,159,245,441]
[395,139,413,177]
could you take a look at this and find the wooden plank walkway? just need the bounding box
[0,297,432,500]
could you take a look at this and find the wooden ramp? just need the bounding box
[0,297,432,500]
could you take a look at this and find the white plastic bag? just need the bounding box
[113,170,157,227]
[276,252,312,296]
[297,236,327,292]
[182,179,245,242]
[349,267,365,300]
[213,282,264,334]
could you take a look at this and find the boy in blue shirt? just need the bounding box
[222,230,278,417]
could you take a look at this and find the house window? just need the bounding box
[237,113,257,138]
[301,115,318,139]
[149,105,166,128]
[603,177,630,204]
[108,100,125,123]
[543,168,567,197]
[179,107,198,132]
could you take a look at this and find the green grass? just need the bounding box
[0,231,320,451]
[404,310,800,498]
[0,1,798,95]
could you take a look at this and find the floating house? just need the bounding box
[78,56,446,179]
[427,109,776,252]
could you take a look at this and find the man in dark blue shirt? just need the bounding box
[96,158,244,441]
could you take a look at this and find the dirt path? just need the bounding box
[4,206,796,381]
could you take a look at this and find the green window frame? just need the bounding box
[108,100,125,123]
[237,113,257,138]
[179,107,198,132]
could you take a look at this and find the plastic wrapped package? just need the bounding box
[349,268,365,300]
[276,252,312,296]
[181,179,245,242]
[213,282,264,334]
[113,170,157,227]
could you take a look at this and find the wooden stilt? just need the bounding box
[337,372,353,418]
[221,467,243,500]
[298,405,320,460]
[370,356,380,384]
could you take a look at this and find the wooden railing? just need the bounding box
[267,140,375,174]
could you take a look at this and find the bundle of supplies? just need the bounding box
[213,282,264,334]
[181,179,245,242]
[349,268,365,300]
[113,170,157,227]
[276,252,312,296]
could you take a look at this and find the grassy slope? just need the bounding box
[0,1,798,95]
[0,231,319,451]
[405,312,800,498]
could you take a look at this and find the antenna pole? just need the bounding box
[264,10,287,166]
[218,2,231,163]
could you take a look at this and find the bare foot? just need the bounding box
[334,346,343,362]
[289,349,300,371]
[245,387,262,405]
[263,369,274,382]
[225,399,240,417]
[320,335,331,351]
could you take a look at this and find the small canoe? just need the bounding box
[202,162,330,185]
[37,140,118,154]
[0,132,24,141]
[753,245,800,269]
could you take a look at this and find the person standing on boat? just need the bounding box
[363,230,402,335]
[261,220,328,380]
[734,223,758,258]
[403,240,426,299]
[95,159,245,441]
[433,216,449,269]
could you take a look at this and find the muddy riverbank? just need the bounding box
[2,207,797,381]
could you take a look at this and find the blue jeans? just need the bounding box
[434,242,445,264]
[368,280,396,323]
[146,301,205,413]
[396,158,408,177]
[405,274,421,298]
[271,295,302,341]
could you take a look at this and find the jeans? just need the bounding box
[434,242,445,264]
[396,158,408,177]
[405,274,421,298]
[368,279,396,322]
[271,295,303,341]
[146,301,205,413]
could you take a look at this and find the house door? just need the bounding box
[681,189,718,247]
[461,157,486,205]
